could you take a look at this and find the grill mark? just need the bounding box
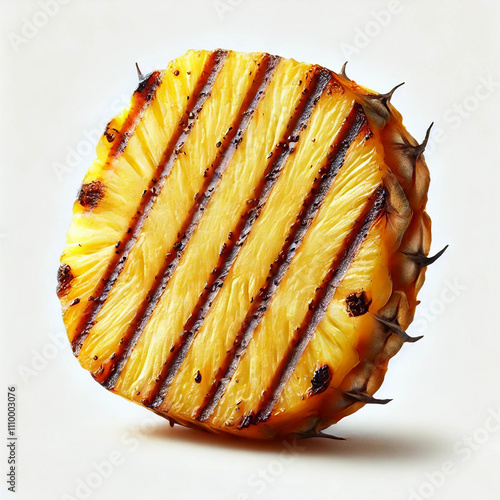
[109,70,163,157]
[100,54,281,388]
[150,67,333,410]
[250,186,386,427]
[71,50,228,355]
[197,103,365,422]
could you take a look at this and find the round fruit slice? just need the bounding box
[57,49,443,439]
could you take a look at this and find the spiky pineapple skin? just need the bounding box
[58,50,433,439]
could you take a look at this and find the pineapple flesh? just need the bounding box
[57,49,439,439]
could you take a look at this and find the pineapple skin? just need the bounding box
[58,50,433,440]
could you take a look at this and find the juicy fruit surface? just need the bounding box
[58,49,432,439]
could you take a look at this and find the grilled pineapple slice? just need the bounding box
[57,49,442,439]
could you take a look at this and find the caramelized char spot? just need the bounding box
[104,126,119,143]
[78,181,104,209]
[310,365,332,395]
[57,264,74,297]
[345,291,371,317]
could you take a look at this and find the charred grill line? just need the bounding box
[251,186,386,426]
[102,54,280,389]
[71,50,228,355]
[112,71,163,157]
[197,103,365,423]
[151,67,333,410]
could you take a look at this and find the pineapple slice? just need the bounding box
[57,49,442,439]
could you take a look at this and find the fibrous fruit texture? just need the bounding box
[57,49,444,439]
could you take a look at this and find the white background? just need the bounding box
[1,1,499,499]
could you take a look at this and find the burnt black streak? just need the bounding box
[102,53,278,391]
[238,411,254,430]
[345,291,371,317]
[71,50,228,357]
[310,365,332,395]
[252,186,386,426]
[197,96,367,425]
[78,180,105,209]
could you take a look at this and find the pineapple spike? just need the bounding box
[372,314,423,343]
[135,62,145,81]
[309,431,345,440]
[413,122,434,157]
[343,390,392,405]
[400,122,434,159]
[368,82,405,109]
[297,430,345,440]
[340,61,349,79]
[404,244,448,268]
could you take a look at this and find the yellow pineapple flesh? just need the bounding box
[57,49,440,439]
